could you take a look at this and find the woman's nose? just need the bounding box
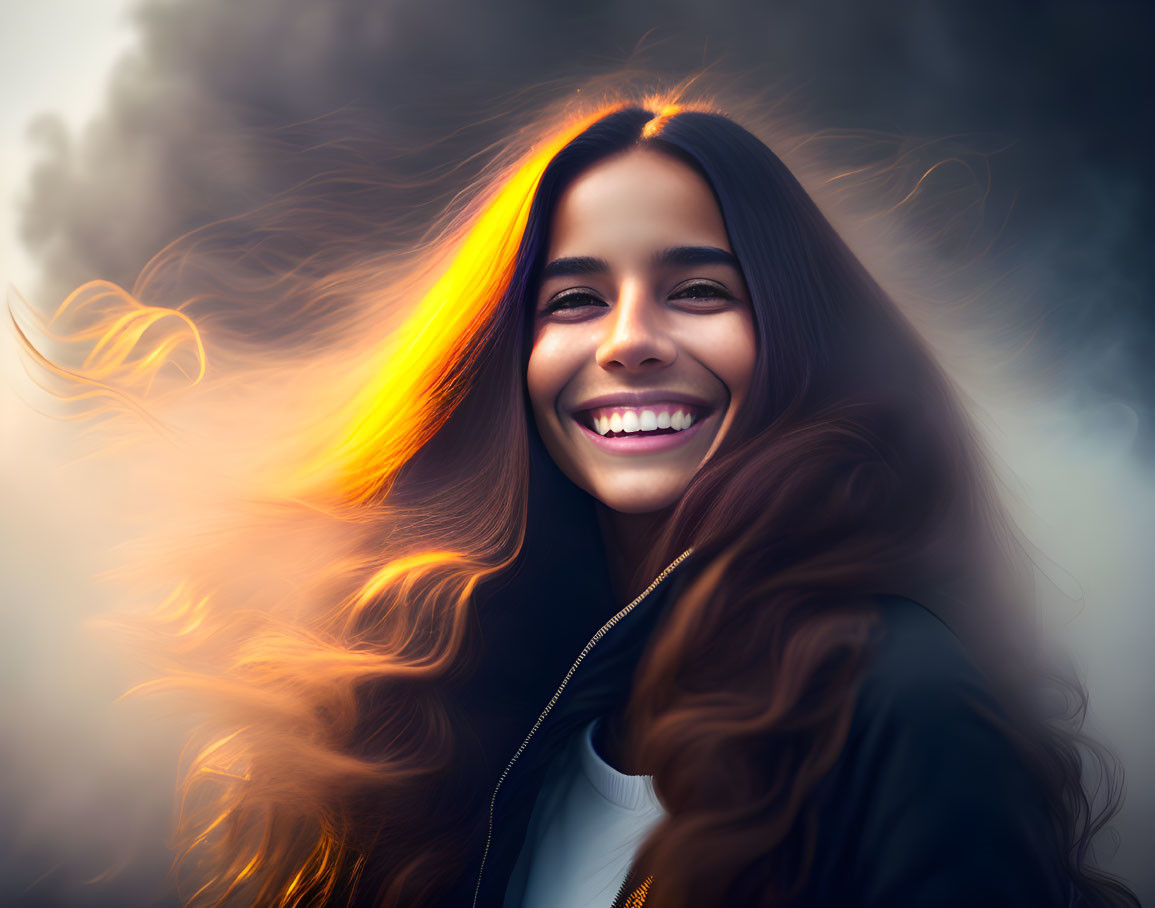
[594,285,677,372]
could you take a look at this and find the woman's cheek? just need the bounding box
[527,328,574,422]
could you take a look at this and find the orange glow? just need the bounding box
[642,103,683,138]
[292,104,621,506]
[11,280,206,416]
[11,85,735,907]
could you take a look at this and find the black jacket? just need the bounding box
[452,560,1072,905]
[442,444,1073,907]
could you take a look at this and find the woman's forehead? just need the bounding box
[544,148,733,266]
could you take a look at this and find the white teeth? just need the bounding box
[588,406,699,436]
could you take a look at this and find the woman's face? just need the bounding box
[527,148,757,515]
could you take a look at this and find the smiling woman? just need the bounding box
[528,150,757,572]
[14,86,1141,908]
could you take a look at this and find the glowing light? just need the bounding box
[642,103,682,138]
[13,91,737,908]
[11,280,206,415]
[303,106,622,505]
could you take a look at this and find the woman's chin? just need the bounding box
[586,478,688,516]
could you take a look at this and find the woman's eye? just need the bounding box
[671,282,735,302]
[542,292,605,315]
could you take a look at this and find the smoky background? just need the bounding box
[1,0,1151,905]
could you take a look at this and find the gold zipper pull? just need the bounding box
[611,869,653,908]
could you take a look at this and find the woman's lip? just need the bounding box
[573,409,714,454]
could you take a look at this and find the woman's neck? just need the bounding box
[592,503,672,776]
[595,503,671,603]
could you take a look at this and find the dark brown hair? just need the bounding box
[530,107,1136,907]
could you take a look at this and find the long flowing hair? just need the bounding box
[13,82,1138,907]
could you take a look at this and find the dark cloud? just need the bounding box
[9,0,1153,903]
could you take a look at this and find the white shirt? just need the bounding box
[503,719,667,908]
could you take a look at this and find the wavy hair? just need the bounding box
[12,81,1138,907]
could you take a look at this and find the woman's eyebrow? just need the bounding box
[654,245,739,269]
[539,246,739,283]
[539,255,607,282]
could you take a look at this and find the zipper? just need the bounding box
[609,865,652,908]
[470,547,694,908]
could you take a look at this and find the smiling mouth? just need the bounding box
[576,403,712,438]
